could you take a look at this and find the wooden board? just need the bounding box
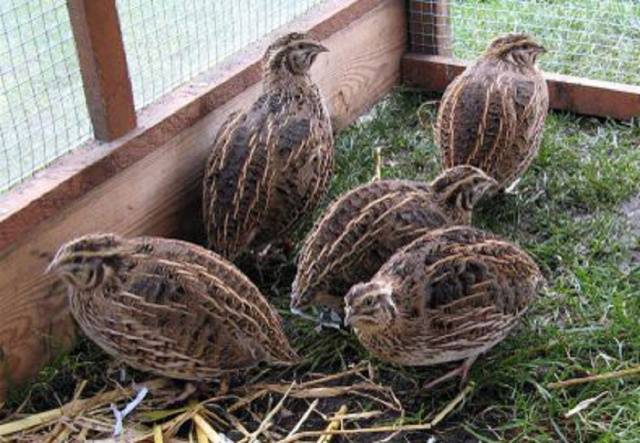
[67,0,136,140]
[0,0,406,398]
[402,53,640,120]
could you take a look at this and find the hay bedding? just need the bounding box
[0,360,477,442]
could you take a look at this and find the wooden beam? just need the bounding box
[67,0,136,141]
[0,0,406,399]
[402,53,640,120]
[408,0,451,55]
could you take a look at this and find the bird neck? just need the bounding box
[432,184,474,225]
[487,55,538,75]
[440,202,470,225]
[264,69,314,94]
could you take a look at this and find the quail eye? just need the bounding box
[365,298,374,307]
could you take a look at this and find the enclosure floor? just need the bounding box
[3,89,639,442]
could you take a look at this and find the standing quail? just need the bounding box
[344,226,543,389]
[291,166,497,311]
[47,234,300,381]
[436,34,548,189]
[203,32,333,259]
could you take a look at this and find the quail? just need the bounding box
[436,33,548,190]
[344,226,543,389]
[291,166,497,312]
[203,32,333,259]
[48,233,300,381]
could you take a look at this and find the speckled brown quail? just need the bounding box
[344,226,543,389]
[203,32,333,260]
[436,34,548,189]
[291,166,497,312]
[47,234,300,381]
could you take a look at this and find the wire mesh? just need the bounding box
[0,0,329,194]
[0,0,91,193]
[117,0,327,110]
[409,0,640,85]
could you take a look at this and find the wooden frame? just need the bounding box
[404,0,640,120]
[402,54,640,120]
[67,0,136,141]
[0,0,406,397]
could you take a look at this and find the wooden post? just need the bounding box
[408,0,452,56]
[67,0,136,141]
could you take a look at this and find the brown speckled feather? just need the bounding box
[345,226,542,368]
[292,167,497,310]
[436,34,549,188]
[203,34,333,259]
[51,234,299,381]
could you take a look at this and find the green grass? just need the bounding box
[317,90,640,442]
[7,89,639,442]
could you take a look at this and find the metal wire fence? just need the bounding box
[0,0,326,194]
[0,0,91,193]
[118,0,326,110]
[2,0,638,194]
[410,0,640,85]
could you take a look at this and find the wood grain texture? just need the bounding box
[402,54,640,120]
[67,0,136,140]
[0,0,392,254]
[0,0,405,398]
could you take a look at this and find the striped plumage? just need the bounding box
[203,32,333,259]
[291,166,497,311]
[48,234,299,381]
[436,34,549,189]
[344,226,543,388]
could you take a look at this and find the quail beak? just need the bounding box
[303,41,329,54]
[312,43,329,54]
[537,45,547,54]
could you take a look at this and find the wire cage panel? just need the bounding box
[409,0,640,86]
[0,0,91,193]
[117,0,327,110]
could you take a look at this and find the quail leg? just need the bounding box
[291,305,342,330]
[157,382,197,408]
[504,178,522,195]
[279,239,295,256]
[256,242,288,268]
[316,308,343,330]
[106,359,129,382]
[111,384,149,436]
[217,374,230,396]
[422,355,478,390]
